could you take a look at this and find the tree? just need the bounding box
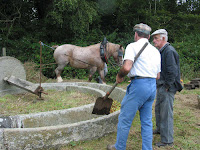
[0,0,22,46]
[45,0,99,42]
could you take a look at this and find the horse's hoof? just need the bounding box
[57,77,63,83]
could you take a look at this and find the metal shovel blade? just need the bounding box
[92,82,118,115]
[92,97,113,115]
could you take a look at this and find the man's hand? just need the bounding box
[116,60,133,83]
[116,74,124,83]
[156,72,160,80]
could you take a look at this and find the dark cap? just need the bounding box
[133,23,152,35]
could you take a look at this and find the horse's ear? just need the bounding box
[120,45,124,53]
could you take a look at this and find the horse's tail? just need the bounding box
[52,45,59,50]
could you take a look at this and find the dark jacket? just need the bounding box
[157,43,183,92]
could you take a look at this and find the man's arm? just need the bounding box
[165,50,178,89]
[116,60,133,83]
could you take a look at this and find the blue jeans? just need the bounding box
[115,78,156,150]
[155,86,175,143]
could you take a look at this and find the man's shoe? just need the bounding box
[155,142,173,147]
[95,77,99,83]
[107,144,116,150]
[153,129,160,134]
[98,77,103,84]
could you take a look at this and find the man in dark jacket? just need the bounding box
[151,29,183,147]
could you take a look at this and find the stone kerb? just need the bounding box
[2,111,119,150]
[77,82,126,103]
[41,82,126,103]
[0,83,125,150]
[10,85,105,128]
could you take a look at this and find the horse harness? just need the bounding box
[100,37,108,63]
[100,37,123,64]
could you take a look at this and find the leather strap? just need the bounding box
[134,42,148,63]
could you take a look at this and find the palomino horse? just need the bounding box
[53,42,124,83]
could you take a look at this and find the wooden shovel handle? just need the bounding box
[104,82,118,99]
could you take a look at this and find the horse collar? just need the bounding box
[100,38,108,63]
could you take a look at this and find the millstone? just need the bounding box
[0,56,26,96]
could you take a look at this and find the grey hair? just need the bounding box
[160,34,168,41]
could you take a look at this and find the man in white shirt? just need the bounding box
[107,23,161,150]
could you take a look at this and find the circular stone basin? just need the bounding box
[0,82,126,150]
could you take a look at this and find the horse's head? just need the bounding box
[111,44,124,66]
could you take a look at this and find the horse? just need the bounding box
[53,42,124,84]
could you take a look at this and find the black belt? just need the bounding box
[130,76,151,80]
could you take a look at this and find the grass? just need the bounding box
[0,90,96,116]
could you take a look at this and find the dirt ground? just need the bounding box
[175,92,200,125]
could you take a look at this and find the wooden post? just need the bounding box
[2,47,6,56]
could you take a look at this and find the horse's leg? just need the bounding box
[98,69,106,84]
[88,67,97,82]
[55,63,66,83]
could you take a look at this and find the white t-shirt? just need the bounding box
[124,38,161,78]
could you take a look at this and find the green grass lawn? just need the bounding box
[0,90,96,116]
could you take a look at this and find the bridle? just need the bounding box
[116,46,124,66]
[100,40,123,66]
[118,47,123,58]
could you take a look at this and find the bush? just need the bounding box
[173,33,200,80]
[4,32,199,82]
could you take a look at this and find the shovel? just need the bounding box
[92,82,118,115]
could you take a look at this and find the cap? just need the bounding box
[133,23,152,35]
[151,29,168,36]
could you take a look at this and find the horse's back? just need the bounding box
[55,43,100,56]
[54,43,102,64]
[54,44,74,58]
[55,43,99,52]
[74,44,100,55]
[54,44,75,53]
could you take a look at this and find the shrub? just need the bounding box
[173,33,200,80]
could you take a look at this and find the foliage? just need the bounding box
[62,66,88,80]
[173,33,200,80]
[0,0,200,80]
[47,0,99,40]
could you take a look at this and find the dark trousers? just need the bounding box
[155,86,175,143]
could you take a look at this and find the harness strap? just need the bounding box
[100,37,108,63]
